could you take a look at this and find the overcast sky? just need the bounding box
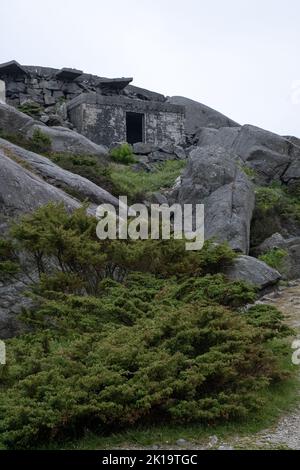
[1,0,300,136]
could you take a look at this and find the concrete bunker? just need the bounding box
[0,60,186,148]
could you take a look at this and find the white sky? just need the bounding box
[1,0,300,136]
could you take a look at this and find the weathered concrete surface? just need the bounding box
[67,93,185,147]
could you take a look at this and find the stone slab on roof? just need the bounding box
[126,85,165,102]
[96,77,133,93]
[56,68,83,80]
[0,60,28,77]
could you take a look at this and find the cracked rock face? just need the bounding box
[172,145,255,254]
[0,138,119,208]
[195,124,300,185]
[0,147,81,234]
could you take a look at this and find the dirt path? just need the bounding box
[244,280,300,450]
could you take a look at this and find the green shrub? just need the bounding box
[0,130,34,151]
[259,249,288,271]
[174,273,256,307]
[47,153,116,195]
[30,129,52,153]
[0,129,51,156]
[243,304,292,340]
[0,300,291,448]
[239,165,257,179]
[110,160,186,202]
[0,238,19,281]
[0,203,293,449]
[251,185,300,247]
[10,204,238,287]
[18,102,43,117]
[110,143,136,164]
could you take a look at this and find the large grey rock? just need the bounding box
[167,96,240,135]
[173,145,255,253]
[195,124,300,185]
[0,147,81,234]
[132,142,153,155]
[0,276,33,339]
[0,101,34,134]
[0,148,84,336]
[281,157,300,185]
[0,102,108,157]
[284,239,300,279]
[256,233,300,279]
[225,255,281,289]
[0,138,120,208]
[256,233,286,255]
[27,124,108,157]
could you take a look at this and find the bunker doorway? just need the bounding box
[126,112,144,144]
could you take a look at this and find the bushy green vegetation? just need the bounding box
[110,160,185,202]
[0,238,19,281]
[110,143,136,164]
[251,184,300,246]
[239,164,257,180]
[0,130,35,151]
[47,153,116,195]
[259,248,288,272]
[0,132,184,203]
[18,102,43,117]
[0,204,295,449]
[30,129,52,153]
[0,129,51,155]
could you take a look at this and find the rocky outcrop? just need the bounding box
[0,138,120,208]
[0,102,108,157]
[0,139,125,338]
[167,96,240,136]
[0,148,84,336]
[255,233,300,280]
[172,145,255,254]
[0,147,81,234]
[0,101,34,134]
[195,124,300,185]
[0,276,33,339]
[224,255,281,290]
[27,124,108,157]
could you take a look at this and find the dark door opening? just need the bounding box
[126,112,144,144]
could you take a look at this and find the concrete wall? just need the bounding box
[68,93,185,147]
[0,80,5,103]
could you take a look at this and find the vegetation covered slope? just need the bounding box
[0,204,294,449]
